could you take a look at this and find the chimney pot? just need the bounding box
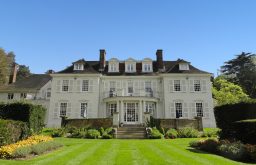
[156,49,164,71]
[99,49,106,71]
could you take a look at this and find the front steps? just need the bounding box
[116,125,146,139]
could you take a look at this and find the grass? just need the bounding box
[0,138,253,165]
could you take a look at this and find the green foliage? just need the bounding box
[86,129,100,139]
[190,138,219,153]
[177,127,199,138]
[0,119,29,146]
[0,48,8,85]
[166,128,178,139]
[202,128,220,137]
[13,146,32,158]
[221,52,256,98]
[212,77,249,105]
[218,141,248,161]
[149,127,164,139]
[233,120,256,144]
[51,128,66,137]
[31,141,63,155]
[214,102,256,142]
[0,102,46,134]
[16,65,31,81]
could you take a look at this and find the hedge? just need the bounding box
[214,102,256,142]
[0,102,46,133]
[0,119,29,146]
[233,120,256,144]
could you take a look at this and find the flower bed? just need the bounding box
[0,135,53,159]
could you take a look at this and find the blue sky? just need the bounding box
[0,0,256,75]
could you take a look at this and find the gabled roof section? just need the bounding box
[58,61,99,74]
[0,74,52,93]
[72,59,86,64]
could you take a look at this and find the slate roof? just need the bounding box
[0,74,52,93]
[56,59,211,75]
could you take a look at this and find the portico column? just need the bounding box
[140,100,143,124]
[120,100,124,124]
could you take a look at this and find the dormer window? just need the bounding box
[125,58,136,73]
[142,58,153,72]
[178,60,190,71]
[108,58,119,72]
[74,63,84,71]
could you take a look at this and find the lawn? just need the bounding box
[0,138,253,165]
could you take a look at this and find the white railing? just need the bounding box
[103,89,160,99]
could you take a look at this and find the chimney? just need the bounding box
[99,49,106,71]
[156,49,164,71]
[9,63,18,84]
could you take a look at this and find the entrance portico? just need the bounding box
[104,96,158,125]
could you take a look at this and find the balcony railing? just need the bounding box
[103,89,160,99]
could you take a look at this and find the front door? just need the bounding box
[124,103,138,124]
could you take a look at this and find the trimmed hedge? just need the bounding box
[214,102,256,140]
[0,119,29,146]
[0,102,46,133]
[233,120,256,144]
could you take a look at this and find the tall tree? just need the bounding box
[0,48,8,85]
[212,77,249,106]
[17,65,31,81]
[221,52,256,98]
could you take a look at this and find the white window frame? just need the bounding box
[175,102,183,118]
[60,102,67,117]
[173,80,181,92]
[194,80,201,92]
[62,80,69,92]
[107,103,117,117]
[179,63,189,70]
[81,80,89,92]
[145,102,155,114]
[145,81,152,93]
[80,102,88,118]
[8,93,14,100]
[126,63,136,72]
[127,81,133,95]
[20,93,27,99]
[143,63,152,72]
[109,63,118,72]
[74,63,84,70]
[195,102,203,117]
[46,88,51,98]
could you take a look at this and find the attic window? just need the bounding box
[179,63,189,70]
[74,63,84,71]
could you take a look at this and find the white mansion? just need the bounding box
[0,50,216,128]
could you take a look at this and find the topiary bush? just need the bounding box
[178,127,199,138]
[201,128,220,137]
[0,102,46,134]
[214,102,256,140]
[0,119,29,146]
[166,129,178,139]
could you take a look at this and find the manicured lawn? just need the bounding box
[0,138,253,165]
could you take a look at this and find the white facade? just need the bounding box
[0,51,216,128]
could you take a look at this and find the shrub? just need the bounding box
[149,127,163,139]
[86,129,100,139]
[166,129,178,139]
[233,120,256,144]
[0,119,29,146]
[202,128,220,137]
[31,141,63,155]
[12,146,32,158]
[0,102,46,134]
[51,128,66,137]
[214,102,256,140]
[217,141,248,161]
[189,138,219,153]
[0,135,53,158]
[245,144,256,161]
[178,127,199,138]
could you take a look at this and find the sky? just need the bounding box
[0,0,256,76]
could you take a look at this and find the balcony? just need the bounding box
[103,89,160,99]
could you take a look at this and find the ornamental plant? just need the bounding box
[0,135,53,158]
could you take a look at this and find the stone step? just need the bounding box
[116,126,146,139]
[117,134,146,139]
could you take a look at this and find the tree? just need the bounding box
[212,77,249,106]
[16,65,31,80]
[221,52,256,98]
[0,48,8,85]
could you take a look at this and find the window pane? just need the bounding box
[80,103,87,117]
[175,102,182,118]
[82,80,89,91]
[174,80,181,91]
[196,103,203,117]
[60,103,67,117]
[62,80,69,91]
